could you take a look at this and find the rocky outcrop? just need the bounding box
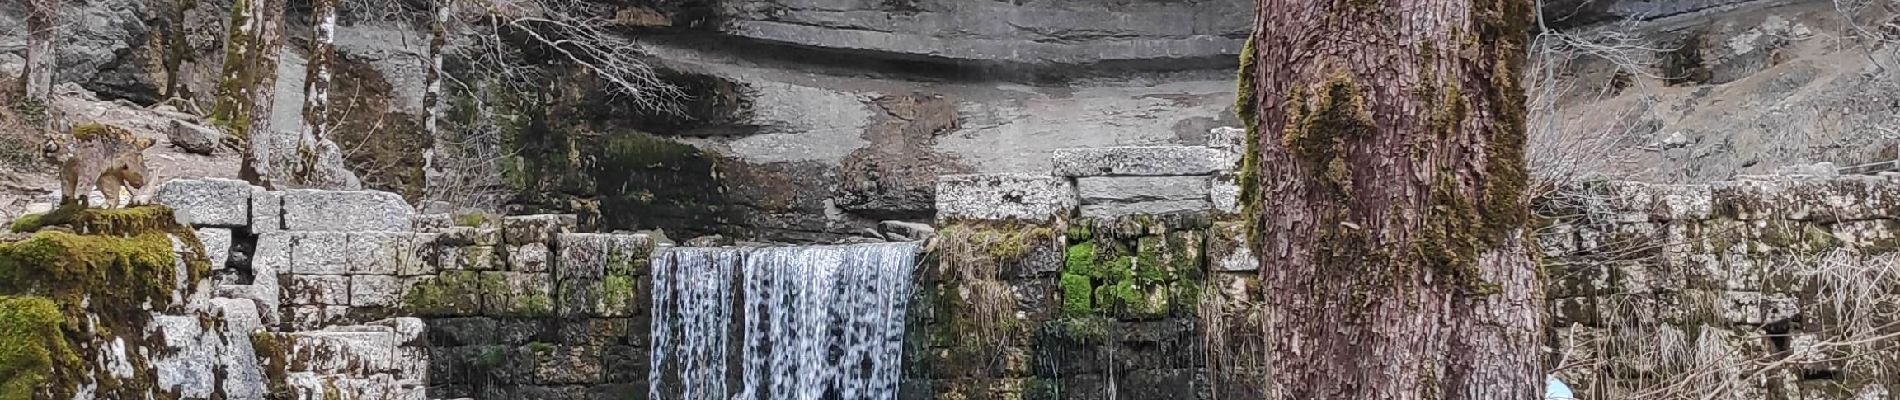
[716,0,1251,66]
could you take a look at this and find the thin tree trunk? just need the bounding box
[297,0,338,183]
[424,0,450,140]
[1238,0,1543,398]
[22,0,61,114]
[213,0,287,187]
[422,0,451,189]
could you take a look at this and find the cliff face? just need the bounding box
[11,0,1891,242]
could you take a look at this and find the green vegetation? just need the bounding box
[0,204,208,399]
[0,296,77,400]
[7,214,42,234]
[1057,218,1205,320]
[402,271,498,315]
[451,210,493,227]
[10,204,189,236]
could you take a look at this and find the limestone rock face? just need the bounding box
[719,0,1251,65]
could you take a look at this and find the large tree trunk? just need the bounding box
[22,0,60,113]
[1238,0,1543,398]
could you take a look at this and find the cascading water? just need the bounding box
[648,242,918,400]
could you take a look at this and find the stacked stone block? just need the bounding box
[1544,175,1900,398]
[260,318,432,400]
[917,132,1263,400]
[1053,145,1229,217]
[422,225,657,400]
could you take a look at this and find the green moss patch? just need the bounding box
[1058,218,1208,320]
[0,204,208,399]
[0,296,78,400]
[10,205,188,238]
[402,271,496,316]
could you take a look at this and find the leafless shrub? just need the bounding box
[309,0,681,208]
[1525,17,1664,207]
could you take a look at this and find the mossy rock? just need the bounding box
[0,206,205,399]
[0,296,78,400]
[0,228,203,315]
[9,205,186,238]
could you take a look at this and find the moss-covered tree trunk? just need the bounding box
[213,0,287,187]
[22,0,60,112]
[1237,0,1543,398]
[282,0,360,189]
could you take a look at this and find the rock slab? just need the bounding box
[153,178,254,227]
[1052,146,1225,177]
[281,189,414,232]
[936,174,1078,220]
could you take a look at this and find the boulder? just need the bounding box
[168,120,224,155]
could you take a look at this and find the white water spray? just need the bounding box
[648,242,918,400]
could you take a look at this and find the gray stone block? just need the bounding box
[1210,174,1240,214]
[437,226,500,246]
[197,228,232,270]
[411,214,452,232]
[290,232,351,275]
[1079,200,1212,218]
[252,188,283,233]
[1207,221,1257,272]
[503,214,577,245]
[350,275,403,307]
[153,178,253,227]
[286,305,352,331]
[287,275,351,305]
[446,246,499,271]
[555,233,655,281]
[1052,146,1224,177]
[935,174,1077,221]
[283,329,403,374]
[507,242,551,273]
[1076,176,1209,204]
[347,233,437,275]
[530,345,604,384]
[281,189,414,232]
[484,272,553,317]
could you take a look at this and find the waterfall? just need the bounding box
[648,242,918,400]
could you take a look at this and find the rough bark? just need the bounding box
[1238,0,1543,398]
[22,0,61,111]
[213,0,288,187]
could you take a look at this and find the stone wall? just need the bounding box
[64,140,1900,400]
[909,133,1262,399]
[918,130,1900,399]
[1543,176,1900,398]
[155,177,660,400]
